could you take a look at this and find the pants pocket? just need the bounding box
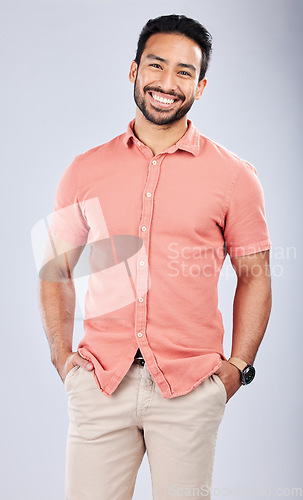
[64,365,80,391]
[211,374,227,404]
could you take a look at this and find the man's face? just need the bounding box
[129,32,207,126]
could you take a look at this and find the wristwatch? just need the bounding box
[228,357,255,385]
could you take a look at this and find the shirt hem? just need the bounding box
[48,227,87,246]
[87,354,228,400]
[227,239,271,257]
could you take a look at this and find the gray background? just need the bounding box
[1,0,302,498]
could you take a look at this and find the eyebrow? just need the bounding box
[146,54,197,74]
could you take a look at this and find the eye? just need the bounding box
[149,63,162,69]
[179,70,191,76]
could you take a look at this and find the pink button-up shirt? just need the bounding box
[48,118,271,399]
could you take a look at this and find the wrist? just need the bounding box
[230,353,255,365]
[228,357,256,385]
[51,348,72,368]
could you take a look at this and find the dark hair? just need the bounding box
[134,14,213,81]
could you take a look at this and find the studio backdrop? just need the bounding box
[1,0,302,499]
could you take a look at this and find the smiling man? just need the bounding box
[38,14,272,500]
[131,30,207,153]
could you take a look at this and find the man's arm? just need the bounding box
[38,236,93,383]
[214,250,272,402]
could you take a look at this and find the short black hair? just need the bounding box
[134,14,213,81]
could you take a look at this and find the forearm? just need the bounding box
[230,274,272,365]
[38,278,75,368]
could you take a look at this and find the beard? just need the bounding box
[133,75,195,126]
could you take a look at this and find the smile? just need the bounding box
[148,91,179,108]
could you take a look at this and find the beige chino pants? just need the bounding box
[64,360,226,500]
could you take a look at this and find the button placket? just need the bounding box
[134,156,163,345]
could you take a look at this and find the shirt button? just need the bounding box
[146,192,152,197]
[139,261,145,266]
[137,141,141,146]
[152,160,157,165]
[138,297,144,302]
[141,226,147,231]
[137,332,143,338]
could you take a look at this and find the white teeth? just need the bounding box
[151,92,175,104]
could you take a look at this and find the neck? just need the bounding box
[133,111,189,156]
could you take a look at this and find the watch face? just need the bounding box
[242,365,255,385]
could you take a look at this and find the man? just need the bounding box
[38,14,272,500]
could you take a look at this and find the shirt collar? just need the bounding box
[122,118,200,156]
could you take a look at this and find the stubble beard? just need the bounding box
[133,75,195,126]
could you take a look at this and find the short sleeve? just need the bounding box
[223,161,271,257]
[48,155,89,245]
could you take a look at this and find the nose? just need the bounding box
[156,69,178,97]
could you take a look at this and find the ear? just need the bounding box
[129,60,138,84]
[194,77,207,101]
